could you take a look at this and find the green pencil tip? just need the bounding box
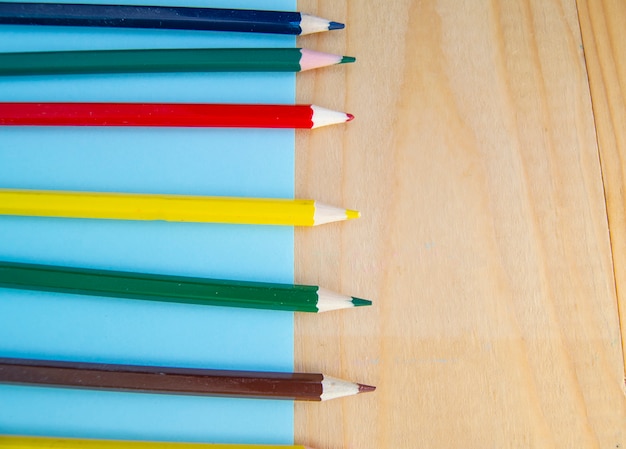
[340,55,356,64]
[352,297,372,307]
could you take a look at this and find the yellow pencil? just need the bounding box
[0,435,314,449]
[0,189,359,226]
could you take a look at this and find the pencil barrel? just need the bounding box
[0,190,317,226]
[0,103,316,128]
[0,261,320,312]
[0,358,325,400]
[0,3,304,34]
[0,435,306,449]
[0,48,304,75]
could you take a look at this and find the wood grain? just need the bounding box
[577,0,626,382]
[295,0,626,447]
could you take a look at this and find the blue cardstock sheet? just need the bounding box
[0,0,295,443]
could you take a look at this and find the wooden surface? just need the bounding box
[577,0,626,382]
[294,1,626,448]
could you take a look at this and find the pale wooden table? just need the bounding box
[294,1,626,447]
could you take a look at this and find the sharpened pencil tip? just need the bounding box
[329,21,345,30]
[340,55,356,64]
[352,297,372,307]
[346,113,355,122]
[358,383,376,393]
[346,209,360,220]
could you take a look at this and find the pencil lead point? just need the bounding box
[346,113,355,122]
[358,383,376,393]
[351,297,372,307]
[300,14,344,35]
[346,209,360,220]
[340,55,356,64]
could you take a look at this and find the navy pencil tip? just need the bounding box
[329,21,345,30]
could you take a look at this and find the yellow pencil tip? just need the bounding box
[346,209,361,220]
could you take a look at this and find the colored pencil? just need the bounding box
[0,358,376,401]
[0,2,344,36]
[0,103,354,129]
[0,48,355,76]
[0,189,360,226]
[0,435,316,449]
[0,260,372,313]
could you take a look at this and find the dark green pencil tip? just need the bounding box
[329,21,345,30]
[340,55,356,64]
[352,297,372,307]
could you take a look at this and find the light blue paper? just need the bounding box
[0,0,295,443]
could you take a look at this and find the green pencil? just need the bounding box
[0,48,356,76]
[0,261,371,313]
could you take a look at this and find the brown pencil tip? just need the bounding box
[358,383,376,393]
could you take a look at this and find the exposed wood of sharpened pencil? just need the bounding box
[0,260,372,313]
[0,2,344,35]
[0,48,355,76]
[0,189,360,226]
[0,435,314,449]
[0,358,376,401]
[0,103,354,129]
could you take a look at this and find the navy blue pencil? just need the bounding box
[0,2,345,35]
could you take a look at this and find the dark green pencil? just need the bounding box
[0,48,355,76]
[0,261,371,313]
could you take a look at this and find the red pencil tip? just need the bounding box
[347,113,355,122]
[358,383,376,393]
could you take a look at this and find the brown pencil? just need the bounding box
[0,357,375,401]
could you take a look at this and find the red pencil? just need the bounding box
[0,103,354,129]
